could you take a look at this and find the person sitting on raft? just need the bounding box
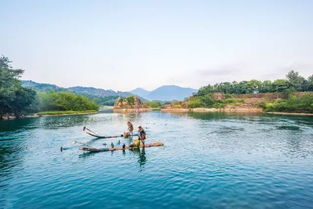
[129,126,146,148]
[123,121,134,138]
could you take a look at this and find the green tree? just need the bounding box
[307,75,313,91]
[37,91,99,111]
[260,80,272,93]
[0,56,37,119]
[286,70,307,91]
[10,88,37,118]
[271,79,291,92]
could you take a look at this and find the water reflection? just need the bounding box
[187,112,264,121]
[0,118,35,181]
[1,112,313,209]
[130,148,147,168]
[188,112,228,120]
[38,115,91,129]
[78,151,98,159]
[0,118,37,133]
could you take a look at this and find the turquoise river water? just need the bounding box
[1,112,313,209]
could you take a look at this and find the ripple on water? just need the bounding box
[1,112,313,209]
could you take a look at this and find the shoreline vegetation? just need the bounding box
[37,110,98,116]
[161,71,313,115]
[1,110,98,120]
[161,92,313,115]
[1,56,313,120]
[0,56,99,120]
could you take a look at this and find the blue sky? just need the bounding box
[1,0,313,91]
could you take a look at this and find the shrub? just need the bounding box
[144,101,162,108]
[264,93,313,113]
[38,91,99,111]
[187,97,204,108]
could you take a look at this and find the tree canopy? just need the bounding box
[0,56,36,118]
[196,71,313,96]
[37,91,99,111]
[0,56,99,119]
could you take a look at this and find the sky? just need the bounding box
[1,0,313,91]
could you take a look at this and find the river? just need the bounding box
[1,112,313,208]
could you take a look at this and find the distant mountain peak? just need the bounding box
[131,85,197,101]
[22,80,197,102]
[130,88,150,98]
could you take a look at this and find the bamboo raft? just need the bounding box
[83,126,138,138]
[79,142,164,152]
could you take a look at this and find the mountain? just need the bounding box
[130,88,150,98]
[67,86,131,97]
[22,80,66,92]
[131,85,197,101]
[21,80,132,97]
[21,80,133,106]
[22,81,197,103]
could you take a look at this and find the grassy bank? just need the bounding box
[162,92,313,115]
[262,93,313,113]
[37,110,98,116]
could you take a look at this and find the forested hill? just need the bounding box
[22,80,132,106]
[22,80,131,97]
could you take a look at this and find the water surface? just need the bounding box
[1,112,313,209]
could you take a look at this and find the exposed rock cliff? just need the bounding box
[113,96,151,113]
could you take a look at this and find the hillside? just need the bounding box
[22,80,66,92]
[131,85,197,101]
[21,80,132,106]
[161,92,313,114]
[22,80,131,97]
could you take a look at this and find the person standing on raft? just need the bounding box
[138,126,146,146]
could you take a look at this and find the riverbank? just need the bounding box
[267,112,313,116]
[161,108,313,116]
[37,110,98,116]
[0,110,99,120]
[113,108,152,113]
[161,106,263,113]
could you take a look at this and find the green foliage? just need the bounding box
[0,56,37,118]
[271,79,291,92]
[264,93,313,113]
[172,103,183,108]
[286,70,308,91]
[196,71,312,96]
[144,101,162,108]
[307,75,313,91]
[126,96,135,105]
[188,97,203,108]
[37,91,99,111]
[82,95,118,106]
[187,94,244,108]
